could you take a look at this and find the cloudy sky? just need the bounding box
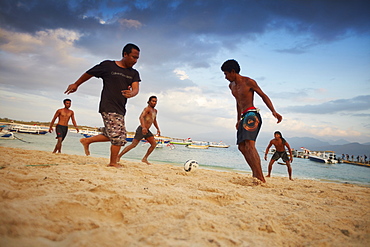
[1,0,369,145]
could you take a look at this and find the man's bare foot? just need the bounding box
[107,163,123,168]
[80,138,90,156]
[289,177,294,181]
[142,158,151,165]
[266,175,271,177]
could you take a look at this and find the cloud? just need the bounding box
[283,95,370,114]
[173,69,189,80]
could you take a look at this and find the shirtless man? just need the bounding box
[221,59,282,182]
[264,131,293,180]
[118,96,160,165]
[49,99,79,153]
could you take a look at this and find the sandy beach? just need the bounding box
[0,146,369,247]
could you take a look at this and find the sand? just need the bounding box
[0,146,369,247]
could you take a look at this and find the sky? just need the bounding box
[1,0,370,145]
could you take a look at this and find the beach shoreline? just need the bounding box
[1,146,369,246]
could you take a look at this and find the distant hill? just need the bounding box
[288,137,330,150]
[314,143,370,157]
[287,137,370,156]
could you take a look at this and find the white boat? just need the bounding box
[9,123,48,135]
[208,141,230,148]
[80,128,102,138]
[309,151,339,164]
[0,125,15,139]
[170,137,192,145]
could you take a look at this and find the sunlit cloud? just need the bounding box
[173,69,190,80]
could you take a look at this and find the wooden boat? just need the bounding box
[186,144,209,149]
[208,142,230,148]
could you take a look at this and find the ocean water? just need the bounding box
[1,132,369,186]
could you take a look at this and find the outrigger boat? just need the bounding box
[8,123,48,135]
[0,125,15,139]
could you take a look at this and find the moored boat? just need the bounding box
[309,151,339,164]
[9,123,48,135]
[208,141,230,148]
[0,125,15,139]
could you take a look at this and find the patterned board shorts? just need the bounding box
[100,112,127,146]
[237,110,262,144]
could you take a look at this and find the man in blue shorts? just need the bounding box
[221,59,282,182]
[65,43,141,168]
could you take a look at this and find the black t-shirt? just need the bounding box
[86,60,141,116]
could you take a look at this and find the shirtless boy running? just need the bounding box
[118,96,160,165]
[49,99,79,153]
[264,131,293,180]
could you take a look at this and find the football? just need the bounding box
[184,159,199,172]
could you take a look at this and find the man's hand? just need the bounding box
[48,127,53,133]
[142,127,148,135]
[273,112,283,123]
[122,86,133,98]
[65,84,78,94]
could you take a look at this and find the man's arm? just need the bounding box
[285,142,293,162]
[153,114,160,136]
[122,81,139,98]
[252,82,282,123]
[139,107,149,134]
[65,73,93,95]
[70,111,79,133]
[49,110,60,132]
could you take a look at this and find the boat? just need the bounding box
[186,141,209,149]
[170,137,192,145]
[186,144,209,149]
[0,125,15,139]
[80,128,102,138]
[208,141,230,148]
[308,151,339,164]
[8,123,48,135]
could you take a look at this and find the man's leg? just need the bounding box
[267,159,276,177]
[80,134,110,156]
[142,136,157,165]
[286,161,293,180]
[108,144,122,168]
[238,140,266,182]
[117,139,140,162]
[53,137,63,153]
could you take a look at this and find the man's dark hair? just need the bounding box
[148,95,157,104]
[63,99,71,103]
[274,131,286,144]
[221,59,240,74]
[122,43,140,57]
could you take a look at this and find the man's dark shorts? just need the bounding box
[272,151,289,162]
[237,111,262,144]
[134,126,154,140]
[56,124,68,141]
[101,112,127,146]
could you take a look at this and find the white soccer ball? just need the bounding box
[184,159,199,172]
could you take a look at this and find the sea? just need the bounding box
[1,132,369,187]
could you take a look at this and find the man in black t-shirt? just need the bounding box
[65,43,141,168]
